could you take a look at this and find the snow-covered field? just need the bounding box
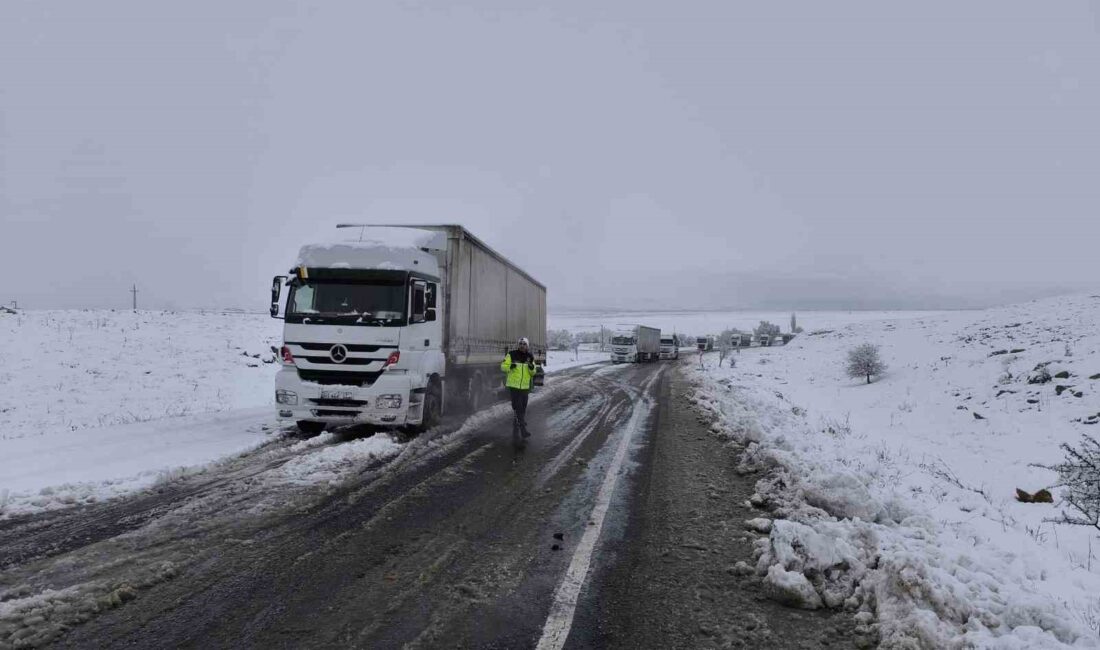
[546,349,607,371]
[688,294,1100,647]
[0,310,608,517]
[0,310,283,516]
[0,310,282,441]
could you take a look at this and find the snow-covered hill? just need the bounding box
[689,294,1100,647]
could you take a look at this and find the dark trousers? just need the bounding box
[509,388,530,431]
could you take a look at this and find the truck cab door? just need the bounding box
[407,279,442,352]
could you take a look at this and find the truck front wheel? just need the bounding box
[414,379,443,433]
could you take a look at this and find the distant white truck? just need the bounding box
[611,325,661,363]
[659,334,680,360]
[696,335,715,352]
[270,225,546,435]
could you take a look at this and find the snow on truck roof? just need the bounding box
[295,227,445,275]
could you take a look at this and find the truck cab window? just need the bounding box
[426,283,437,309]
[290,285,316,313]
[411,281,427,323]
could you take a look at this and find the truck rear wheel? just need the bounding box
[296,420,326,436]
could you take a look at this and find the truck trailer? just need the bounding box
[270,225,547,434]
[610,325,661,363]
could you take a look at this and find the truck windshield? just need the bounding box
[612,336,635,345]
[287,281,406,326]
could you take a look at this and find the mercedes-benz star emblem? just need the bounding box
[329,344,349,363]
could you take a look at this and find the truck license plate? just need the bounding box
[320,389,354,400]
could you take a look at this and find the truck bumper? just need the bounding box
[274,367,424,427]
[611,354,636,363]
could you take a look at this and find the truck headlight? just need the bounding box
[276,389,298,405]
[376,394,403,409]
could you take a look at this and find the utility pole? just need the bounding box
[131,284,138,312]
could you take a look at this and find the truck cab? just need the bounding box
[611,331,639,363]
[271,233,446,434]
[659,335,680,360]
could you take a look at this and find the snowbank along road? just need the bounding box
[0,359,856,649]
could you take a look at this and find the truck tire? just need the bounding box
[296,421,325,436]
[414,378,442,433]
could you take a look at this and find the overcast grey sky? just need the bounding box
[3,1,1098,311]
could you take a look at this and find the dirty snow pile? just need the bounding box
[0,310,282,516]
[268,432,403,487]
[688,294,1100,648]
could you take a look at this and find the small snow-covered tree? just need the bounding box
[846,343,887,384]
[754,321,780,339]
[547,329,574,351]
[573,330,600,345]
[1039,434,1100,532]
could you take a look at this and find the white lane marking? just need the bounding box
[536,369,662,650]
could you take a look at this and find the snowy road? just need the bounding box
[1,361,852,649]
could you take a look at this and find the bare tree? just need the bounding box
[1036,434,1100,532]
[846,343,887,384]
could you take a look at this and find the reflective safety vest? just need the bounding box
[501,351,536,390]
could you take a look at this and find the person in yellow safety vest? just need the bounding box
[501,337,537,446]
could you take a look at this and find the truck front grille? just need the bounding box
[297,369,383,386]
[308,398,370,408]
[311,409,358,418]
[288,342,394,353]
[300,356,374,366]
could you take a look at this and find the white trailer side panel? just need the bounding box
[437,226,546,366]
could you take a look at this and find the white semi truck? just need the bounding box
[659,334,680,360]
[270,225,546,434]
[696,335,715,352]
[610,325,661,363]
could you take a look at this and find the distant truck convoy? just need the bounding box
[270,225,547,435]
[696,335,715,352]
[659,334,680,360]
[611,325,661,363]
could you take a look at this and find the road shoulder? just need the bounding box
[582,364,856,649]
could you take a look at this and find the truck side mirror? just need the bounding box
[270,276,286,318]
[425,307,437,322]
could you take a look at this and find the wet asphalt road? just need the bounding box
[2,360,852,649]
